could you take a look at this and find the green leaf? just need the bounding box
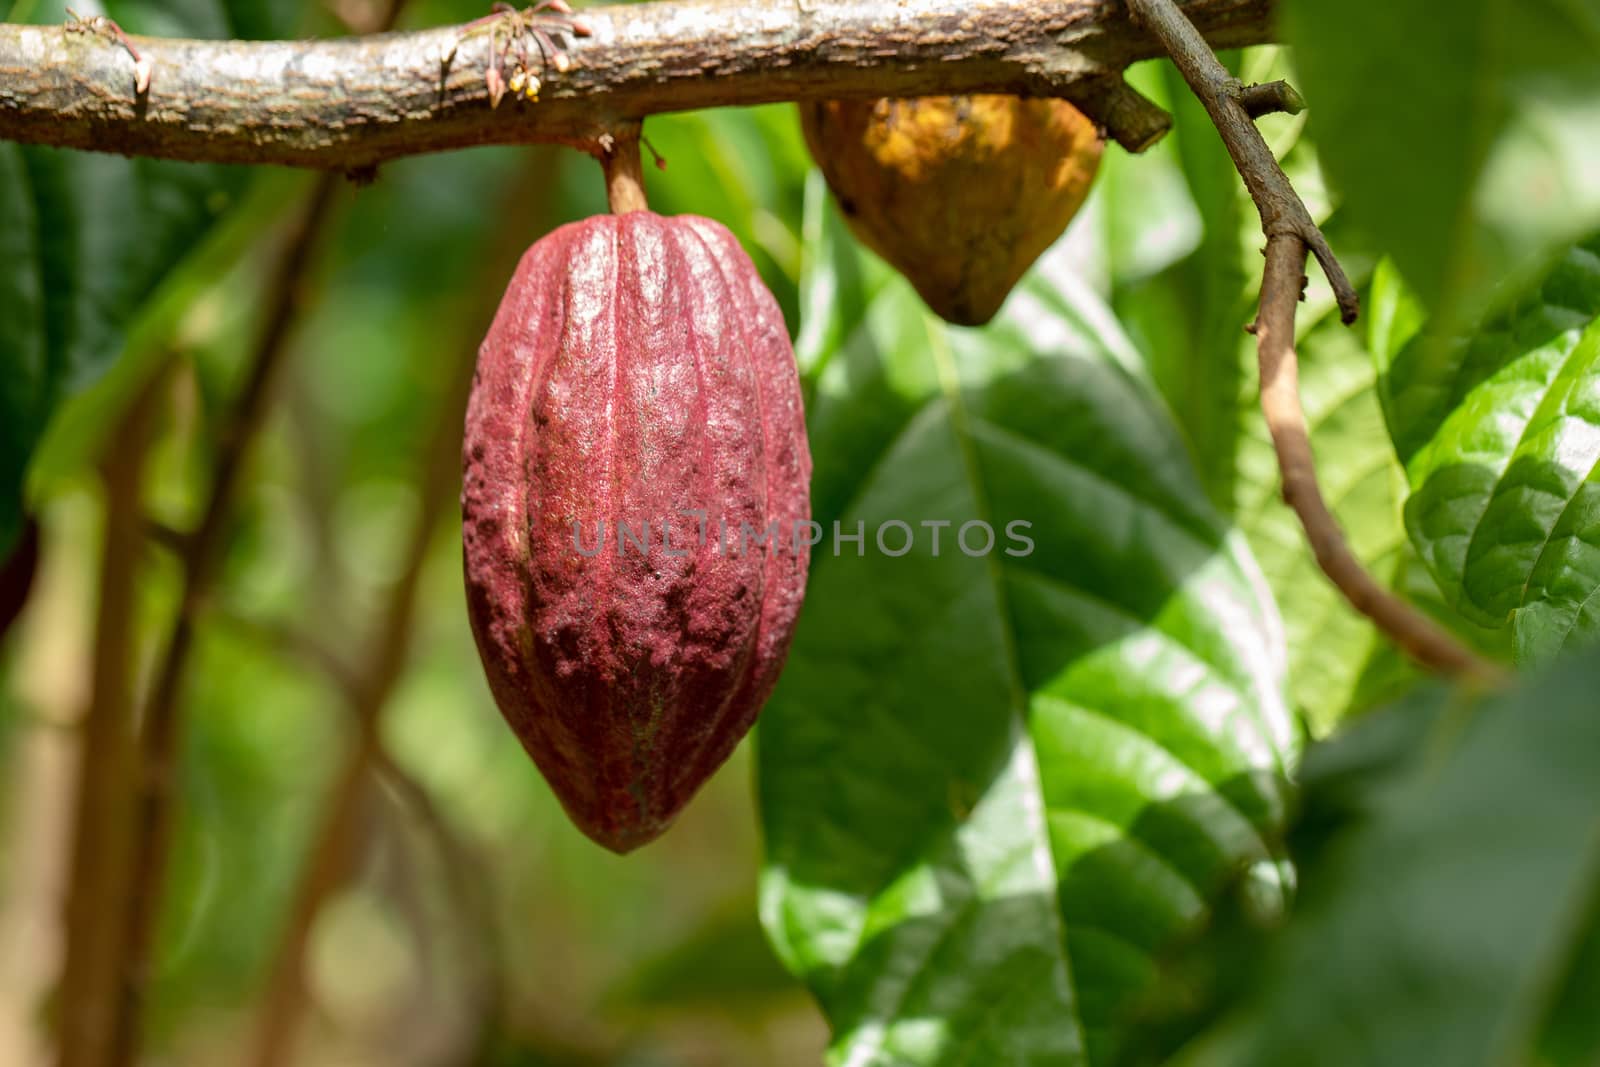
[110,0,302,40]
[1282,0,1600,320]
[609,903,802,1012]
[0,146,244,553]
[793,170,895,385]
[1216,656,1600,1067]
[0,0,297,553]
[1084,59,1206,297]
[758,185,1297,1067]
[0,146,49,554]
[1537,895,1600,1066]
[1376,236,1600,664]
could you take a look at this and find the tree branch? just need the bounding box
[0,0,1278,167]
[246,144,559,1067]
[1126,0,1502,681]
[106,175,344,1067]
[55,371,165,1067]
[1125,0,1357,325]
[1255,238,1502,681]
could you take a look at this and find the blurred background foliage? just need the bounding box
[1,0,823,1063]
[2,0,1599,1064]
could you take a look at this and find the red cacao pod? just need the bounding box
[462,212,812,853]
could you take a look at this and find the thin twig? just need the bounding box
[138,518,192,559]
[244,723,378,1067]
[372,747,506,1064]
[63,8,150,94]
[240,540,496,1067]
[1128,0,1499,679]
[244,379,459,1067]
[245,141,557,1067]
[1255,238,1502,680]
[211,609,364,703]
[0,0,1284,166]
[104,175,344,1067]
[1126,0,1358,325]
[1237,79,1304,119]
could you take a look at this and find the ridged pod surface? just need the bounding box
[801,94,1104,326]
[462,212,812,853]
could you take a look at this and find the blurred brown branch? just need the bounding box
[0,0,1278,166]
[246,143,562,1067]
[55,373,166,1067]
[372,746,506,1064]
[244,319,465,1067]
[101,175,346,1067]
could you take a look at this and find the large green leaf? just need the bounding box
[1211,656,1600,1067]
[1282,0,1600,321]
[758,183,1296,1067]
[793,169,896,384]
[1376,236,1600,664]
[0,0,311,554]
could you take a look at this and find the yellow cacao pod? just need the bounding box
[800,94,1104,326]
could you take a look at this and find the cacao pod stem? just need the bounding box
[601,131,650,214]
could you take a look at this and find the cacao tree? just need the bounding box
[0,1,1597,1066]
